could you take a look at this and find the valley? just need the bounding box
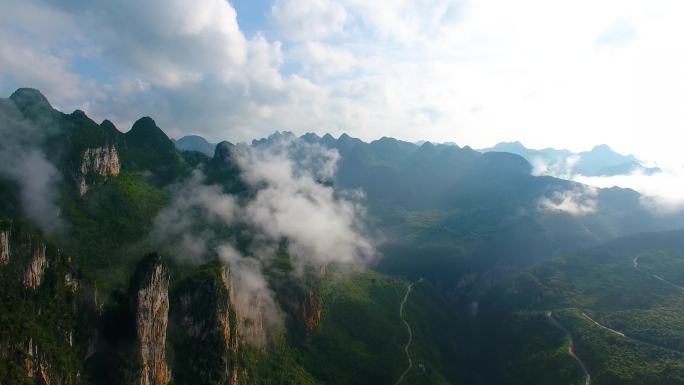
[394,277,424,385]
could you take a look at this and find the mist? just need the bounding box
[574,169,684,215]
[538,186,598,216]
[530,152,684,215]
[152,135,375,344]
[0,99,64,232]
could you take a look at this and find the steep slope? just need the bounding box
[0,219,97,385]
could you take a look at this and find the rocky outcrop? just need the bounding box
[170,265,240,385]
[220,266,240,385]
[0,229,9,265]
[297,287,322,334]
[136,259,171,385]
[23,243,47,289]
[23,337,56,385]
[22,240,47,289]
[78,144,121,195]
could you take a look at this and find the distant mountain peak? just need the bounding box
[9,88,53,115]
[591,144,614,153]
[175,135,215,156]
[127,117,174,151]
[214,140,235,161]
[300,132,321,143]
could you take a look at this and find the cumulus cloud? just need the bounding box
[0,99,64,232]
[238,138,374,270]
[539,186,598,216]
[2,0,684,167]
[271,0,348,41]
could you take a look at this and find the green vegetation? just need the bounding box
[299,269,460,385]
[476,231,684,385]
[63,171,168,292]
[0,220,88,385]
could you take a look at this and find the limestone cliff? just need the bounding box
[297,287,322,334]
[0,229,9,265]
[23,337,56,385]
[219,266,240,385]
[0,220,85,385]
[11,230,48,289]
[23,242,47,289]
[135,257,171,385]
[169,265,240,385]
[77,144,121,195]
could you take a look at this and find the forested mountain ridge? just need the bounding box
[2,88,684,385]
[0,89,459,385]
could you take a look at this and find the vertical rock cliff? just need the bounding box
[135,256,171,385]
[0,220,84,385]
[220,266,240,385]
[297,287,322,334]
[78,144,121,195]
[169,264,240,385]
[11,229,48,289]
[0,229,9,265]
[23,242,47,289]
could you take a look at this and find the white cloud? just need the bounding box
[539,186,598,216]
[1,0,684,169]
[575,169,684,214]
[0,98,65,233]
[596,18,638,47]
[531,155,580,179]
[288,42,357,79]
[270,0,348,41]
[150,137,374,343]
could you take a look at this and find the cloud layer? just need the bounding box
[2,0,684,167]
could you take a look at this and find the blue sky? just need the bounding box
[231,0,272,37]
[1,0,684,169]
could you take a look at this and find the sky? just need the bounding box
[1,0,684,166]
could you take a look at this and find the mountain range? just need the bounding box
[481,141,661,177]
[2,88,684,385]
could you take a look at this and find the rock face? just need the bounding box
[78,144,121,195]
[170,265,240,385]
[13,232,48,289]
[219,267,240,385]
[298,287,322,334]
[23,337,53,385]
[213,141,235,163]
[0,229,9,265]
[136,260,171,385]
[23,243,47,289]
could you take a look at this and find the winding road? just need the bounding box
[547,312,592,385]
[581,312,625,337]
[393,277,424,385]
[634,255,684,291]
